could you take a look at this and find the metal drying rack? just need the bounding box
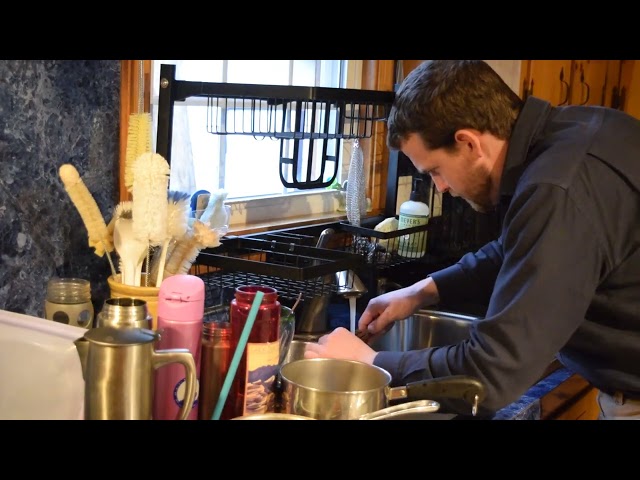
[155,63,395,308]
[192,233,364,308]
[156,63,394,190]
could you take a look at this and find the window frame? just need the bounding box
[119,60,394,235]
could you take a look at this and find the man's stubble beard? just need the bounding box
[462,163,495,214]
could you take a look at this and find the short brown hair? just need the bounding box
[387,60,524,151]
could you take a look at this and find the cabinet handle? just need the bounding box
[610,86,619,109]
[578,65,590,105]
[558,67,570,106]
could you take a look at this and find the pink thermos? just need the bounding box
[153,274,205,420]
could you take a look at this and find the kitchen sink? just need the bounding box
[368,309,479,352]
[281,310,480,420]
[0,309,86,419]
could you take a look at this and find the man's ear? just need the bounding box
[454,129,482,158]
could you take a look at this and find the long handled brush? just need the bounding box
[59,163,116,277]
[124,60,152,195]
[163,220,222,277]
[149,190,190,286]
[131,152,170,286]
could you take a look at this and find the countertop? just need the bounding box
[490,364,574,420]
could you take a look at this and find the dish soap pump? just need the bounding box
[398,176,430,258]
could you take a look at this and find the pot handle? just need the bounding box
[152,348,197,420]
[357,400,441,420]
[390,375,486,416]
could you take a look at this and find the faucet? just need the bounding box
[296,228,369,336]
[295,228,335,336]
[335,269,367,299]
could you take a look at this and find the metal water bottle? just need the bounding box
[198,319,231,420]
[153,274,205,420]
[227,285,280,419]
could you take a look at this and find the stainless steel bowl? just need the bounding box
[368,309,480,352]
[282,338,316,365]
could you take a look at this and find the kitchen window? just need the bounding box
[148,60,364,231]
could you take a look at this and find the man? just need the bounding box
[305,60,640,419]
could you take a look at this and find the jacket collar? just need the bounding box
[499,96,552,197]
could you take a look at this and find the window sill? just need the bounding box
[227,211,350,236]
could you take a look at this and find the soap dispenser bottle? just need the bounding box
[398,176,430,258]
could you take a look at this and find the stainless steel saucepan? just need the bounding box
[279,358,485,420]
[232,399,442,420]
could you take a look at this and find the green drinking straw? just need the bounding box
[211,290,264,420]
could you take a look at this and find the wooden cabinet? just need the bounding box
[520,60,623,108]
[520,60,574,106]
[539,373,600,420]
[619,60,640,118]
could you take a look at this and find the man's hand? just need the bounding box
[358,277,440,334]
[304,327,378,365]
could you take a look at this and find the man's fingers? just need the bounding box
[304,342,323,359]
[304,349,320,359]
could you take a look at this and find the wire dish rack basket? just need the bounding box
[205,89,390,140]
[192,235,364,309]
[156,63,395,190]
[337,216,431,268]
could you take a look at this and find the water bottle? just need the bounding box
[226,285,280,419]
[198,318,231,420]
[153,274,205,420]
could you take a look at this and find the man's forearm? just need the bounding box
[409,276,440,309]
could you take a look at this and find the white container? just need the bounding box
[0,309,85,419]
[398,178,430,258]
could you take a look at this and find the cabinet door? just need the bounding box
[620,60,640,118]
[570,60,620,107]
[525,60,574,106]
[604,60,622,108]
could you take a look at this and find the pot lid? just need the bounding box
[84,326,158,346]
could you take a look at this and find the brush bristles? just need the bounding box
[132,153,170,245]
[59,163,114,256]
[124,113,153,193]
[166,196,190,239]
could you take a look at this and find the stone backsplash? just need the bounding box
[0,60,120,317]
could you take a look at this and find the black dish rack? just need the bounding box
[192,235,365,309]
[155,62,398,310]
[337,216,430,268]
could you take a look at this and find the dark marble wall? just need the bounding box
[0,60,120,317]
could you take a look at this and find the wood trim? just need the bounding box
[519,60,531,98]
[362,60,395,214]
[539,373,599,420]
[119,60,151,203]
[402,60,424,77]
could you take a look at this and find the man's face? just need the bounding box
[400,132,495,213]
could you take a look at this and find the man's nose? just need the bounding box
[432,177,449,193]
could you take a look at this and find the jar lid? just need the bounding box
[46,277,91,304]
[202,320,231,336]
[84,326,158,346]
